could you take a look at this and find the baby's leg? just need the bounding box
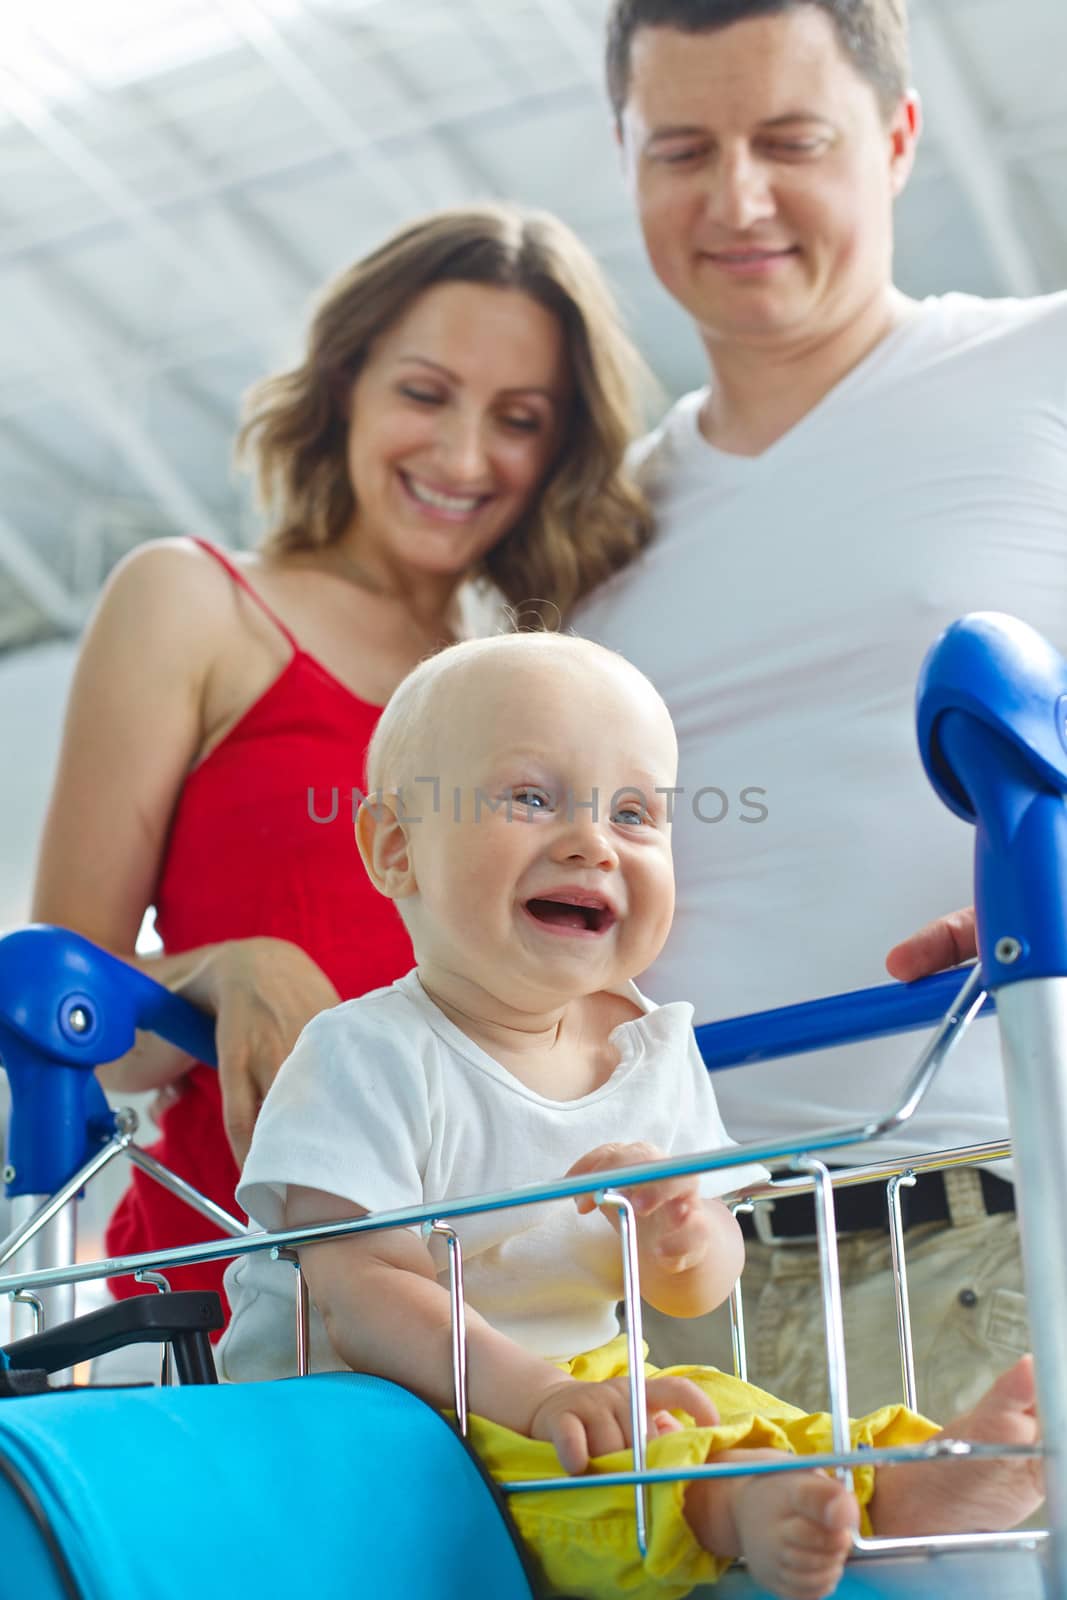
[684,1449,859,1600]
[869,1355,1043,1535]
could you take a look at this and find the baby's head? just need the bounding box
[358,633,678,1013]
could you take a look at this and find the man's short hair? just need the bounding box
[605,0,909,124]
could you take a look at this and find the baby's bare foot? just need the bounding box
[871,1355,1043,1536]
[686,1452,859,1600]
[732,1471,858,1600]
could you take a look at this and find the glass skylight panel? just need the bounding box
[0,0,305,105]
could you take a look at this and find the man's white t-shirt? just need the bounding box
[218,971,768,1382]
[574,292,1067,1168]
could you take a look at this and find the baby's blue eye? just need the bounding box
[512,787,552,810]
[611,794,653,826]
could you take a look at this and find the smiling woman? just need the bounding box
[29,202,655,1326]
[239,206,654,619]
[319,280,570,598]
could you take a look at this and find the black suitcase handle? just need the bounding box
[2,1291,223,1384]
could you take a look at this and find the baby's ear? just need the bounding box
[356,793,417,900]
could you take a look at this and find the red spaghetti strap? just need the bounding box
[189,537,300,653]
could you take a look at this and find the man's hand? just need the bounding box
[566,1142,711,1273]
[529,1374,720,1474]
[885,907,977,983]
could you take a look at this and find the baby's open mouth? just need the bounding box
[524,896,617,934]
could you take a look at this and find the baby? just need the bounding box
[219,633,1042,1600]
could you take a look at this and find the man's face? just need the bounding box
[619,8,918,349]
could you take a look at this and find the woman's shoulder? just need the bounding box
[97,537,266,668]
[71,538,239,689]
[108,535,238,605]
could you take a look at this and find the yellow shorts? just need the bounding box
[466,1335,937,1600]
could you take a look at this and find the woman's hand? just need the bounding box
[529,1374,720,1475]
[179,938,340,1163]
[885,907,977,982]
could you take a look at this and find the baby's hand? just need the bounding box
[529,1374,720,1474]
[566,1142,710,1274]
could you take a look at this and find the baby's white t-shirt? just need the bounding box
[218,971,767,1381]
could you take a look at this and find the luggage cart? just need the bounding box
[0,610,1063,1600]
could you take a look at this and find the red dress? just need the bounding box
[104,540,414,1327]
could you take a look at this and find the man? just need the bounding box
[575,0,1067,1421]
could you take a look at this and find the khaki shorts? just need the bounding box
[643,1170,1027,1425]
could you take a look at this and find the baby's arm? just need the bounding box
[287,1184,718,1471]
[565,1143,746,1319]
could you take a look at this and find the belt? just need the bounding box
[738,1168,1014,1243]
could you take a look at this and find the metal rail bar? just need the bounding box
[124,1144,250,1238]
[426,1222,468,1440]
[886,1172,919,1410]
[0,966,990,1303]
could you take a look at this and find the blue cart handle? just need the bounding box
[0,924,216,1068]
[917,610,1067,987]
[0,925,216,1197]
[696,967,993,1070]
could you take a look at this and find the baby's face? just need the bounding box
[402,650,678,1011]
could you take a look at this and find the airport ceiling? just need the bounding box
[0,0,1064,652]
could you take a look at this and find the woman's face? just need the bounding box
[344,281,571,584]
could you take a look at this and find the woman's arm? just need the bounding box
[32,540,217,1085]
[32,542,221,944]
[30,540,340,1158]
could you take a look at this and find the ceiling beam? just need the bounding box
[306,7,502,200]
[212,0,428,216]
[28,26,316,324]
[131,99,314,332]
[12,268,232,546]
[0,79,594,268]
[466,0,540,93]
[532,0,603,88]
[0,415,107,502]
[0,513,87,631]
[0,238,236,438]
[0,58,289,356]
